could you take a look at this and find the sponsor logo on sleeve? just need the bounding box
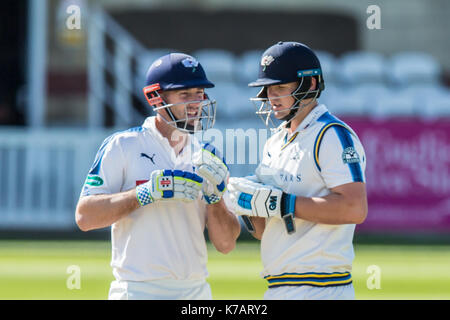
[342,147,360,164]
[85,175,104,187]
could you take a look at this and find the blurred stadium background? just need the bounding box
[1,0,450,299]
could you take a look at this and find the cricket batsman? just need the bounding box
[75,53,241,300]
[225,41,368,299]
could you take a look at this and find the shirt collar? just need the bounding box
[142,116,158,135]
[287,104,329,135]
[142,116,198,160]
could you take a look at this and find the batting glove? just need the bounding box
[192,143,229,204]
[136,169,203,206]
[227,177,296,234]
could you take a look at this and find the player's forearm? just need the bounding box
[294,192,367,225]
[206,200,241,254]
[75,189,140,231]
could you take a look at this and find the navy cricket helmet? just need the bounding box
[143,53,216,133]
[249,42,325,131]
[145,53,215,91]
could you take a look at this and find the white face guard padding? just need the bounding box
[250,76,320,133]
[144,84,217,134]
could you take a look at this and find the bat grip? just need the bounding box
[241,216,255,233]
[281,193,296,235]
[282,213,296,234]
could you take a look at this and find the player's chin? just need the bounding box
[185,118,203,130]
[273,110,290,119]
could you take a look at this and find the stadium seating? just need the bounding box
[388,51,442,87]
[370,90,417,119]
[228,86,258,117]
[326,88,368,117]
[317,83,339,107]
[314,50,337,85]
[422,90,450,119]
[338,51,386,86]
[191,49,237,83]
[352,83,390,114]
[209,82,258,119]
[234,49,264,84]
[207,82,240,119]
[400,83,447,101]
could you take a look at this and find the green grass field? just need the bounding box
[0,240,449,300]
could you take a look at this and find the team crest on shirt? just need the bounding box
[290,146,304,161]
[342,147,360,164]
[261,55,275,71]
[291,152,301,161]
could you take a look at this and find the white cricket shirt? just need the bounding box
[255,104,366,281]
[80,116,208,282]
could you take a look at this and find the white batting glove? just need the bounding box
[227,177,297,234]
[193,143,229,204]
[136,169,203,206]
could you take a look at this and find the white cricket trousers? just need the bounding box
[263,283,355,300]
[108,279,213,300]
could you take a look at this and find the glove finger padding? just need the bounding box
[174,191,197,202]
[136,169,203,206]
[173,170,203,201]
[195,147,228,181]
[193,143,229,204]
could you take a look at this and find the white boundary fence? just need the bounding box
[0,128,111,229]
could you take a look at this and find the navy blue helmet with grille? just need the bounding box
[249,41,324,90]
[143,53,216,133]
[248,41,325,131]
